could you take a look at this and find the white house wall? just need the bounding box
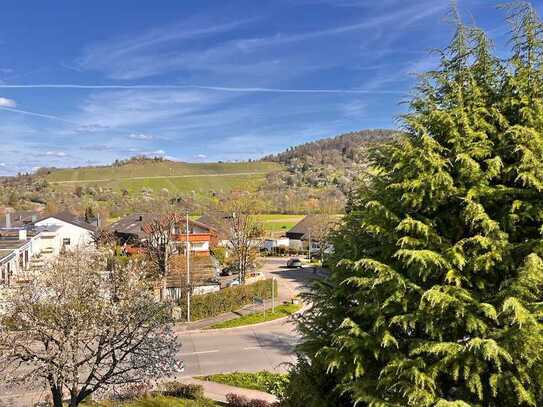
[35,218,94,256]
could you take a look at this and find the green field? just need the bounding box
[254,214,305,233]
[44,161,281,195]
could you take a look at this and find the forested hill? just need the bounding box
[262,129,397,167]
[256,129,398,213]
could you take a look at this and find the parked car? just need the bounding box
[220,265,240,276]
[287,258,303,268]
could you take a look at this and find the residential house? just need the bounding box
[111,213,220,299]
[111,212,217,255]
[34,211,97,256]
[0,231,40,285]
[286,214,338,254]
[0,210,97,285]
[196,211,231,245]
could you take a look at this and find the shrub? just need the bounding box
[226,393,250,407]
[176,279,278,322]
[160,382,204,399]
[104,382,153,401]
[247,400,272,407]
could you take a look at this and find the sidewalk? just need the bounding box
[183,377,278,403]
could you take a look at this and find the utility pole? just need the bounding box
[308,231,312,262]
[186,213,191,323]
[272,277,276,313]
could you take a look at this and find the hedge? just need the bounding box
[175,279,278,322]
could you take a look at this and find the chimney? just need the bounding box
[18,229,27,241]
[5,213,11,229]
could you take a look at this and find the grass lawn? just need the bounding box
[207,303,301,329]
[86,396,218,406]
[253,214,305,233]
[196,371,289,397]
[124,396,218,407]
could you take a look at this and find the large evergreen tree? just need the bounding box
[286,4,543,406]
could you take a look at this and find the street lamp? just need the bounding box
[185,212,191,323]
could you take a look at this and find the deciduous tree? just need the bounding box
[0,250,181,407]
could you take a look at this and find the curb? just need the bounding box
[176,302,308,334]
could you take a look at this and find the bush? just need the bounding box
[248,400,273,407]
[225,394,276,407]
[176,279,278,322]
[160,382,204,399]
[226,393,249,407]
[104,382,153,401]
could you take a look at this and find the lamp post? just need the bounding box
[185,213,191,323]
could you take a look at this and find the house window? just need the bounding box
[63,238,71,246]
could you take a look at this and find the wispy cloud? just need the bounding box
[78,18,257,80]
[0,83,403,94]
[45,151,67,157]
[0,97,16,107]
[73,1,447,81]
[128,133,153,140]
[0,106,77,123]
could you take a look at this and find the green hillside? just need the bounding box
[44,160,281,195]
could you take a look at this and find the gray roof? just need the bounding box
[38,211,97,232]
[111,213,212,240]
[196,211,230,239]
[0,238,29,263]
[286,215,321,239]
[0,211,41,229]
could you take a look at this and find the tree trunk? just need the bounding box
[50,385,63,407]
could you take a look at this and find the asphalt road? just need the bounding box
[178,317,299,377]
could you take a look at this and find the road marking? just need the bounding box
[243,346,261,350]
[183,350,220,356]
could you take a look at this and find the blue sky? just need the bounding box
[0,0,537,175]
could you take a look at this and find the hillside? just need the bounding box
[263,129,396,166]
[43,159,281,195]
[2,130,396,216]
[261,129,397,192]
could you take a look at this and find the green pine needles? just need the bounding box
[289,3,543,407]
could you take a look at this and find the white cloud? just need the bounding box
[72,89,232,130]
[0,97,16,108]
[128,133,153,140]
[195,154,207,159]
[45,151,67,157]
